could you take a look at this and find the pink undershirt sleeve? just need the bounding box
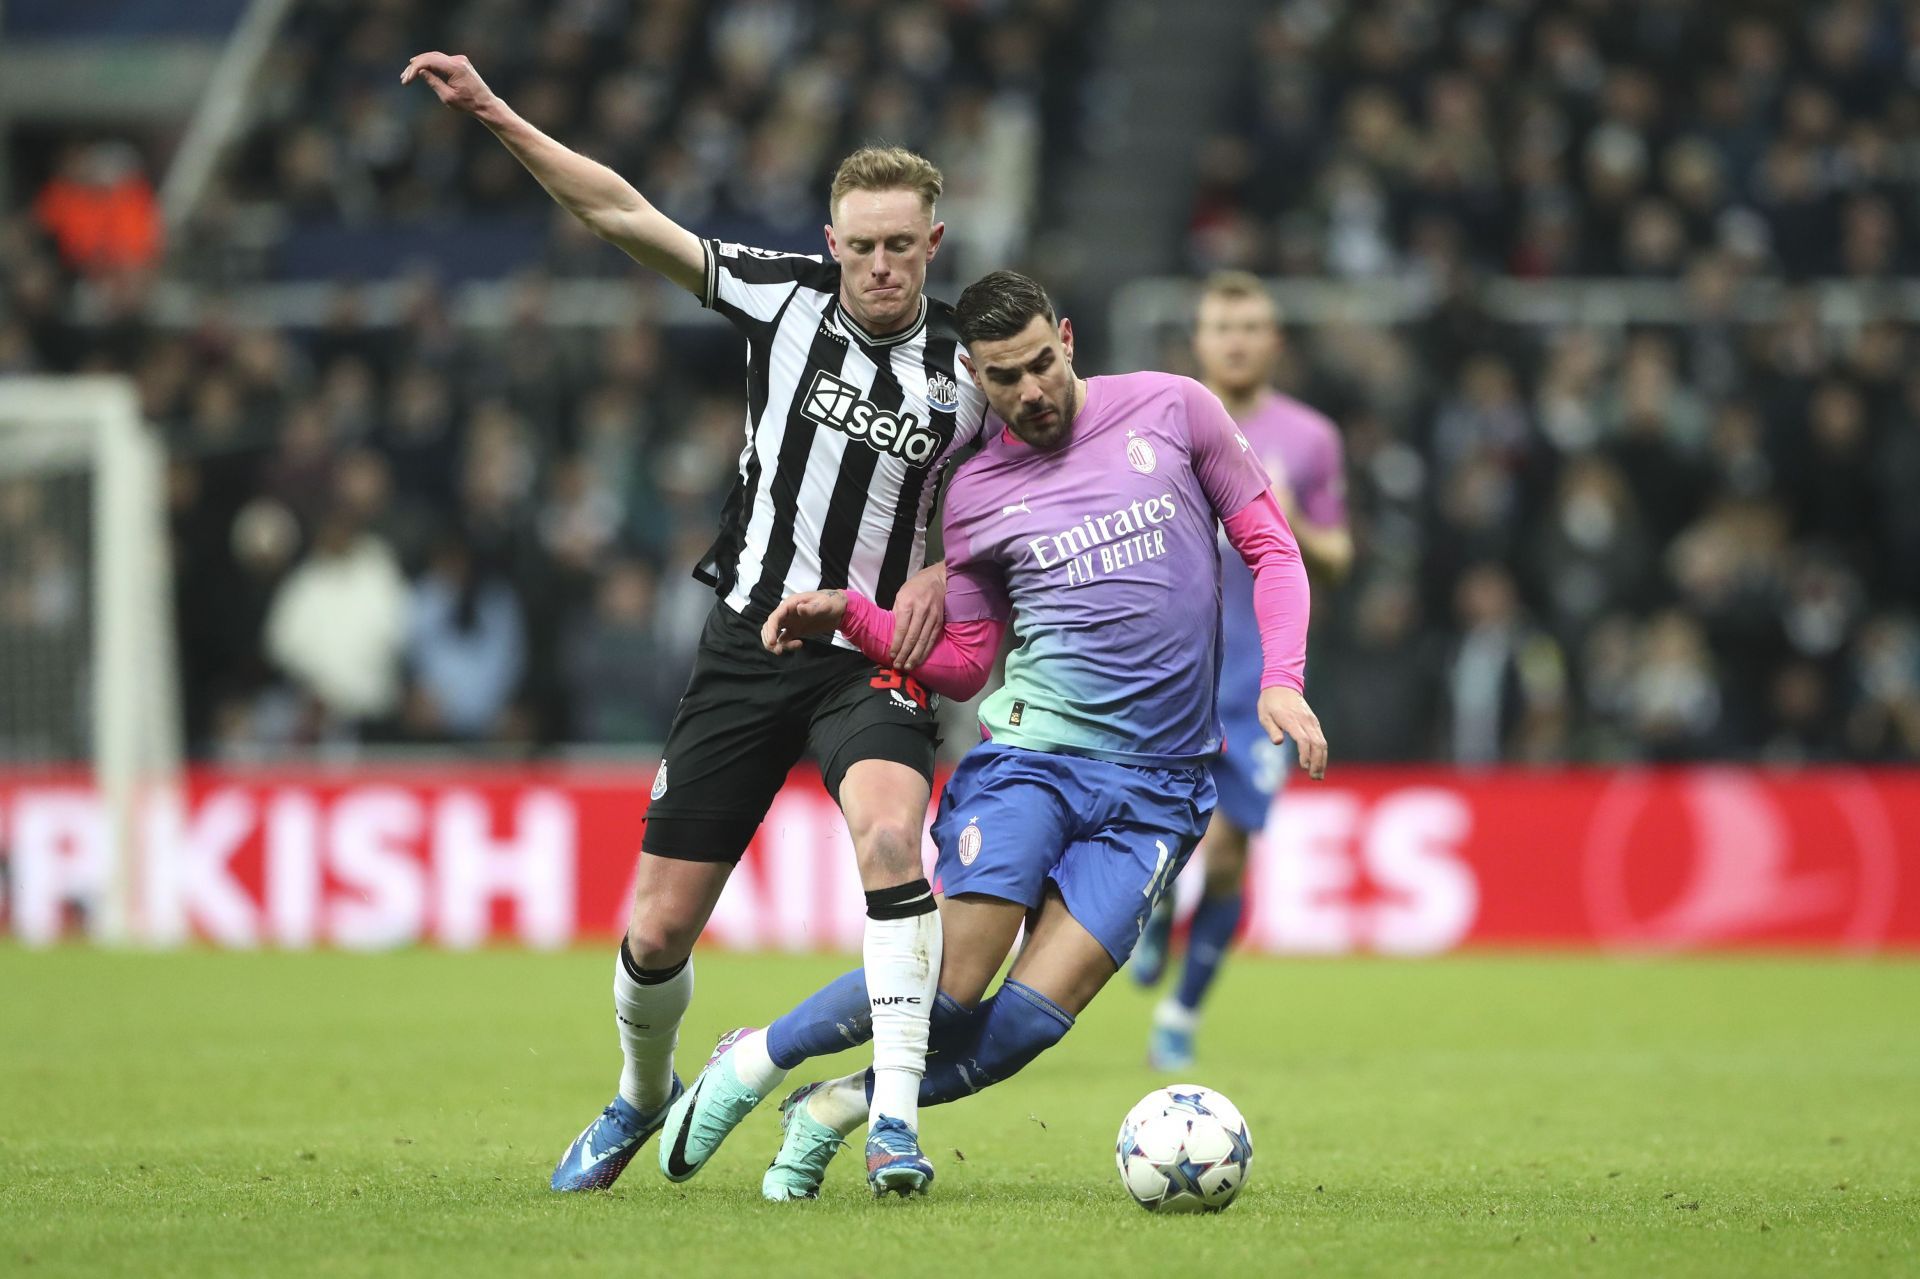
[1221,491,1310,694]
[839,591,1006,701]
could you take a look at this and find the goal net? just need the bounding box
[0,376,181,943]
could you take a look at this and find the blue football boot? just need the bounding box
[550,1076,684,1191]
[865,1115,934,1197]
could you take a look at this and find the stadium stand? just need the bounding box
[1171,0,1920,763]
[213,0,1092,284]
[2,0,1917,765]
[1184,1,1918,282]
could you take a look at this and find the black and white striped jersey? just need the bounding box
[691,238,990,644]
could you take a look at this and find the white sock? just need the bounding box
[806,1072,872,1138]
[1155,997,1198,1032]
[863,883,941,1133]
[728,1027,788,1097]
[613,945,692,1114]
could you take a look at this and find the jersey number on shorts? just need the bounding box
[1144,839,1177,906]
[871,669,931,711]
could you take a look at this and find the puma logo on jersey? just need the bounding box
[801,370,940,465]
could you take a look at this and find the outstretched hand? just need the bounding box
[761,590,848,655]
[1258,686,1329,780]
[400,52,498,117]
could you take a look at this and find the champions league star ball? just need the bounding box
[1115,1086,1253,1213]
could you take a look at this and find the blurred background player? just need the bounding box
[400,52,989,1195]
[656,269,1328,1199]
[1132,271,1352,1072]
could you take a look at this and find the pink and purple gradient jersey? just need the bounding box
[1219,391,1346,700]
[1237,392,1347,531]
[939,371,1279,767]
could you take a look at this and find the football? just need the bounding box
[1114,1085,1254,1213]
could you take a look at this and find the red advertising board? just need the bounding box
[1,766,1915,951]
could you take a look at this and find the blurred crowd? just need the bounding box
[7,254,1911,764]
[1156,276,1920,765]
[1189,0,1920,281]
[195,0,1094,284]
[4,262,771,757]
[3,0,1918,766]
[1169,0,1920,763]
[4,0,1097,760]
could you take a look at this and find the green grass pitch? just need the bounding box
[2,948,1915,1277]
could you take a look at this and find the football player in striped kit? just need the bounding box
[404,50,989,1196]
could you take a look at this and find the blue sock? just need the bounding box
[865,979,1075,1107]
[766,968,870,1069]
[926,991,973,1055]
[767,971,967,1070]
[1174,890,1243,1013]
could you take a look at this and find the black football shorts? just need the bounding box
[640,602,941,863]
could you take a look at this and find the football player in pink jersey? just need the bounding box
[655,270,1328,1199]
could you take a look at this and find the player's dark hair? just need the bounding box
[955,270,1057,345]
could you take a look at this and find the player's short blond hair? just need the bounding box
[830,146,943,221]
[1198,271,1283,323]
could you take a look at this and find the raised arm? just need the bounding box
[401,52,704,294]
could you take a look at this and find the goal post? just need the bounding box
[0,375,182,943]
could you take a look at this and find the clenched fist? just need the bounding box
[400,52,499,117]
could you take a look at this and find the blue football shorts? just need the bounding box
[930,742,1216,966]
[1208,707,1291,833]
